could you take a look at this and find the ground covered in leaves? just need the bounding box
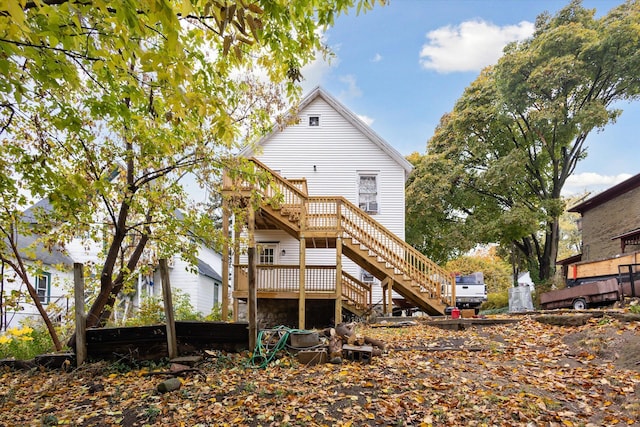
[1,314,639,427]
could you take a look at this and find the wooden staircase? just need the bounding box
[225,158,455,316]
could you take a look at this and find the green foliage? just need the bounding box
[445,251,512,293]
[406,1,640,279]
[124,288,203,326]
[0,0,385,336]
[481,291,509,311]
[0,323,56,360]
[205,303,231,321]
[629,304,640,315]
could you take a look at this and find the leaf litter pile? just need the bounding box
[1,315,639,426]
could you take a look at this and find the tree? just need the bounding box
[0,0,382,349]
[407,0,640,282]
[444,250,512,294]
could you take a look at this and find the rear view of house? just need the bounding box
[223,87,454,328]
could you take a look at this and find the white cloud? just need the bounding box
[371,53,383,63]
[562,172,632,197]
[419,19,534,73]
[299,52,339,93]
[338,74,362,99]
[357,114,374,126]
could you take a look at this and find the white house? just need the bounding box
[1,198,224,330]
[242,87,412,303]
[225,87,454,328]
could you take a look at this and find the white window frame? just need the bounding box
[308,115,321,127]
[358,172,379,214]
[36,272,51,304]
[258,242,279,265]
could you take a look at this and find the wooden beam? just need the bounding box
[335,236,342,325]
[221,198,230,321]
[387,276,393,316]
[73,263,86,366]
[299,235,306,330]
[159,258,178,359]
[248,206,257,351]
[233,230,241,322]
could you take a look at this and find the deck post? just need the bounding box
[299,234,306,330]
[335,236,342,325]
[221,197,230,321]
[387,276,393,316]
[248,205,257,351]
[233,230,240,322]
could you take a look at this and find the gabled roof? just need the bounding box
[11,233,75,266]
[240,86,413,179]
[197,258,222,282]
[569,172,640,214]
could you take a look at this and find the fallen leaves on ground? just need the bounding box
[1,315,639,426]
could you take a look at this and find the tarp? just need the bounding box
[509,286,534,312]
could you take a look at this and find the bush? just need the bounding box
[481,291,509,311]
[0,323,55,360]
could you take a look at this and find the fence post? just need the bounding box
[73,263,86,366]
[159,258,178,359]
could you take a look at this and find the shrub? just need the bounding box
[481,291,509,311]
[0,323,55,360]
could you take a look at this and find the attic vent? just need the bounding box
[309,115,320,126]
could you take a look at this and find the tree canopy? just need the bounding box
[0,0,382,348]
[406,0,640,283]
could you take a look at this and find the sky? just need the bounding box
[297,0,640,197]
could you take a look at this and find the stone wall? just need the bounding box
[581,185,640,261]
[235,299,335,330]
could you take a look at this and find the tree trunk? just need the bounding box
[539,217,560,281]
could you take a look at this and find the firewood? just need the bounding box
[328,335,342,359]
[335,322,355,338]
[364,336,386,350]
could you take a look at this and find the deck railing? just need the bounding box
[234,264,371,306]
[307,196,454,302]
[226,158,455,310]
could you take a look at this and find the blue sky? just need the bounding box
[298,0,639,197]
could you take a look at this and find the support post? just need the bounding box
[298,235,306,330]
[73,263,86,366]
[335,236,342,326]
[387,277,393,316]
[248,206,257,351]
[159,258,178,359]
[233,231,241,322]
[221,198,230,321]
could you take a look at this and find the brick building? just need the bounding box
[569,173,640,261]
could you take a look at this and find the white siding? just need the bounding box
[251,95,408,306]
[1,265,73,329]
[254,97,406,239]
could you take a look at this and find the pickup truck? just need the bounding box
[454,272,488,313]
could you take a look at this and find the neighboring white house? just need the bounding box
[1,199,224,330]
[0,232,75,330]
[238,86,413,308]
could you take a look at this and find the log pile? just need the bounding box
[296,322,385,365]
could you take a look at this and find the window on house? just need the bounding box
[309,115,320,127]
[36,272,51,304]
[213,282,220,306]
[358,174,378,214]
[258,243,278,264]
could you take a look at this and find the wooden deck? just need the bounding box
[222,158,455,325]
